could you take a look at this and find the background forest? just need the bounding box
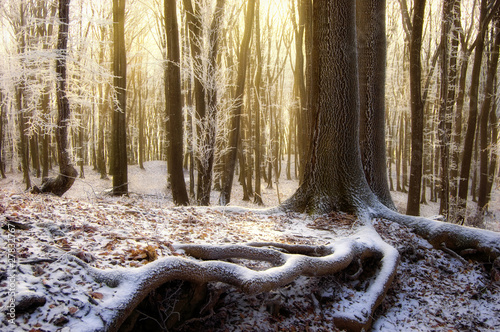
[0,0,499,225]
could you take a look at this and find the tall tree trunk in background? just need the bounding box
[14,6,31,190]
[293,0,309,183]
[356,0,395,210]
[41,87,51,179]
[202,0,225,203]
[447,0,462,209]
[111,0,128,195]
[138,85,145,170]
[30,135,40,178]
[219,0,255,205]
[457,0,488,218]
[183,0,206,202]
[477,14,500,210]
[253,0,263,205]
[37,0,77,196]
[406,0,426,216]
[486,95,498,200]
[165,0,189,205]
[78,108,85,178]
[97,27,108,180]
[437,0,456,218]
[282,0,377,214]
[184,0,225,205]
[16,87,31,190]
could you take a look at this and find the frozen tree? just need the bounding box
[34,0,78,196]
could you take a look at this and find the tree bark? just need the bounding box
[41,87,50,179]
[477,14,500,210]
[111,0,128,196]
[444,0,462,214]
[356,0,395,210]
[282,0,377,214]
[486,97,498,200]
[438,0,452,217]
[294,0,310,183]
[165,0,189,205]
[219,0,255,205]
[457,0,488,217]
[253,0,263,206]
[406,0,426,216]
[30,135,40,178]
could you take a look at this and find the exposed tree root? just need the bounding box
[64,226,398,332]
[373,204,500,264]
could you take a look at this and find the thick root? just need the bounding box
[374,205,500,263]
[67,227,398,332]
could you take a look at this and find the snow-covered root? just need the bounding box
[67,227,398,332]
[371,203,500,264]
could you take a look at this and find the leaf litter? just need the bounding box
[0,162,499,331]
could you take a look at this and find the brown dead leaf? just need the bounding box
[55,238,72,251]
[126,245,158,262]
[90,292,103,300]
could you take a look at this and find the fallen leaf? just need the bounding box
[90,292,103,300]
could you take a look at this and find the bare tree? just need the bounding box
[184,0,225,206]
[406,0,426,216]
[477,13,500,211]
[219,0,255,205]
[35,0,78,196]
[457,0,489,219]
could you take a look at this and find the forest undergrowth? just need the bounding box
[1,162,499,331]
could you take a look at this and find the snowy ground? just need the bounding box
[0,161,499,331]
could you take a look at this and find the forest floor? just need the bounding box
[0,161,499,331]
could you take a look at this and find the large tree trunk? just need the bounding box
[282,0,377,214]
[356,0,395,210]
[35,0,77,196]
[111,0,128,196]
[165,0,189,205]
[406,0,426,216]
[219,0,255,205]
